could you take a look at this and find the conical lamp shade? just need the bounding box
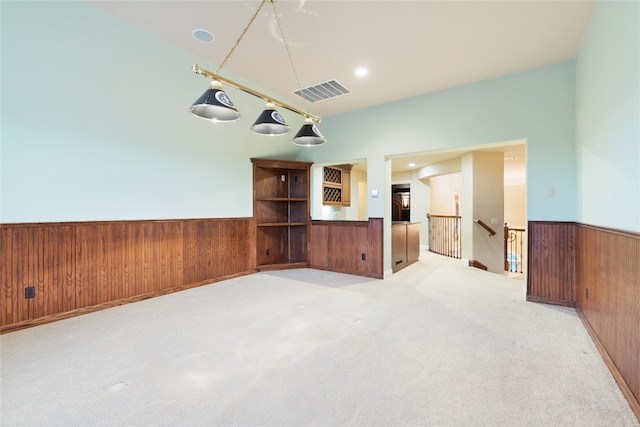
[189,80,241,122]
[292,118,326,146]
[251,103,290,135]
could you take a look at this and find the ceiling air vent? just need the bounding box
[294,80,351,103]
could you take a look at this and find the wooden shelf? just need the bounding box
[322,182,342,189]
[251,158,313,270]
[257,222,307,227]
[256,197,307,202]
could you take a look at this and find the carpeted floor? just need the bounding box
[1,251,637,426]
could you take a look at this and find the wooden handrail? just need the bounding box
[473,218,496,236]
[504,223,526,238]
[427,214,462,219]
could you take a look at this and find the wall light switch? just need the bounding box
[547,187,555,198]
[371,189,379,198]
[281,174,286,182]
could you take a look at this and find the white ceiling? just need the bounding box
[87,1,593,177]
[88,0,596,120]
[390,142,526,182]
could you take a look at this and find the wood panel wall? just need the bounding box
[309,218,383,278]
[575,224,639,417]
[526,221,576,306]
[1,218,255,332]
[527,221,640,418]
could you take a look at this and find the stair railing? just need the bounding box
[427,214,461,259]
[504,223,526,273]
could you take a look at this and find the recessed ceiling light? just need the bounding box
[408,163,416,167]
[354,67,368,77]
[192,29,214,43]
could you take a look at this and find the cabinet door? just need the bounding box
[392,225,407,272]
[341,168,351,206]
[406,223,421,264]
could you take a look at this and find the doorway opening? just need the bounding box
[392,184,411,222]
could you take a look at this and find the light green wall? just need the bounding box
[295,62,577,273]
[0,1,304,223]
[297,61,577,224]
[576,1,640,232]
[5,0,635,238]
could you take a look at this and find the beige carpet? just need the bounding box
[1,251,637,426]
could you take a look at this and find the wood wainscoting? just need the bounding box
[575,224,639,418]
[309,218,383,278]
[1,218,256,333]
[527,221,640,418]
[526,221,576,306]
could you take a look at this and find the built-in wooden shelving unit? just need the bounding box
[251,158,313,271]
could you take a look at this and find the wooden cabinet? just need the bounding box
[309,219,384,278]
[322,164,352,206]
[341,167,351,206]
[392,222,421,273]
[251,158,313,271]
[392,224,408,272]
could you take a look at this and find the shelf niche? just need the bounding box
[252,158,313,271]
[322,164,352,206]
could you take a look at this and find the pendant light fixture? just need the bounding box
[251,103,290,135]
[292,118,326,146]
[190,0,325,145]
[190,80,241,122]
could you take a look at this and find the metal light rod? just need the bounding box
[192,64,321,123]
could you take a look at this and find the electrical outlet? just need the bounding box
[25,286,36,299]
[361,253,366,261]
